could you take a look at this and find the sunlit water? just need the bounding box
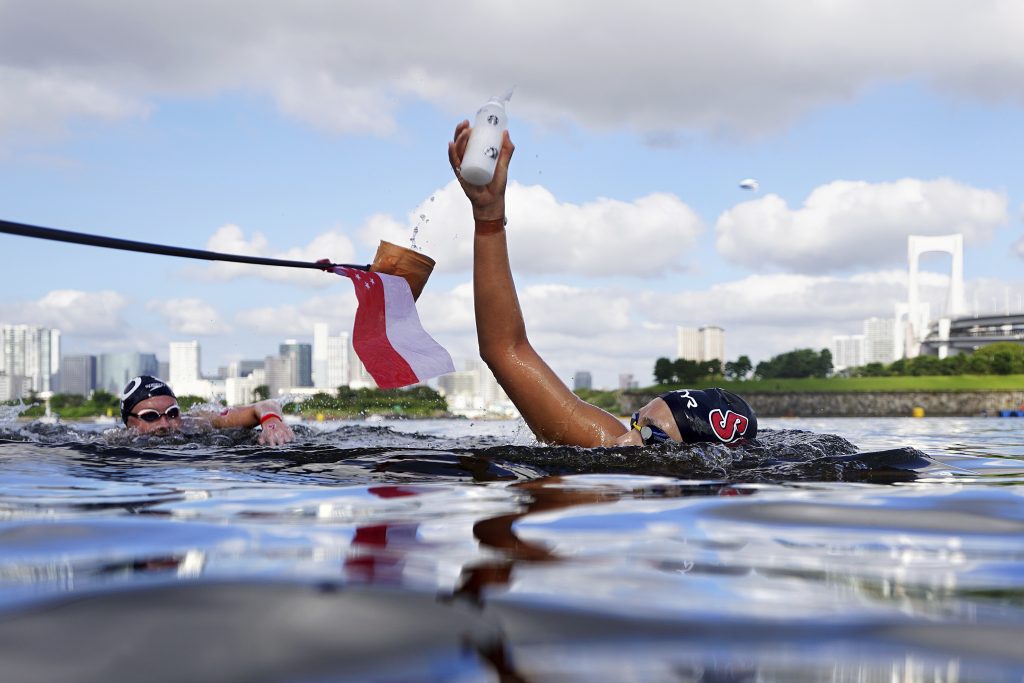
[1,414,1023,682]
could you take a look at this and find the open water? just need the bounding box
[0,414,1023,682]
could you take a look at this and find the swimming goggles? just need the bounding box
[130,404,181,422]
[630,411,670,445]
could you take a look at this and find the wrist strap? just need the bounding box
[259,412,282,425]
[474,216,506,235]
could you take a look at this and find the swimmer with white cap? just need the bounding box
[119,375,295,446]
[448,121,756,447]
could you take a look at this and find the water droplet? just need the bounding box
[419,214,426,220]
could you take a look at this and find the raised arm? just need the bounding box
[206,399,295,446]
[449,121,628,446]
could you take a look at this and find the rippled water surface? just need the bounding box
[1,415,1023,682]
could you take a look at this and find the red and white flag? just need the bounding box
[331,266,454,389]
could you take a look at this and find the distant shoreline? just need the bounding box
[677,374,1024,394]
[620,388,1024,418]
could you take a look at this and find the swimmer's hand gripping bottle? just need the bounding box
[460,89,512,186]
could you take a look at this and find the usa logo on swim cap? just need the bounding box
[709,408,750,444]
[660,388,757,445]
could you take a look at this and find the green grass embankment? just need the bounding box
[643,374,1024,394]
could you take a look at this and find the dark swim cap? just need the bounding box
[660,388,757,445]
[120,375,176,424]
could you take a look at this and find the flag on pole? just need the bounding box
[331,266,455,389]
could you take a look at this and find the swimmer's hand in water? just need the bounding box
[449,120,514,222]
[257,414,295,446]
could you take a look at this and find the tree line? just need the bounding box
[652,356,755,384]
[653,349,830,383]
[850,342,1024,377]
[282,385,448,418]
[7,386,449,419]
[652,341,1024,384]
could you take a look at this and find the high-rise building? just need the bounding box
[96,352,159,394]
[1,324,61,395]
[702,326,725,366]
[438,369,477,398]
[225,368,266,406]
[169,341,201,387]
[831,334,865,372]
[313,324,350,392]
[231,360,264,378]
[313,323,329,389]
[677,326,726,367]
[676,327,701,362]
[60,354,96,397]
[279,340,313,387]
[438,360,512,417]
[863,317,897,365]
[169,341,214,398]
[573,371,592,391]
[348,337,376,389]
[618,373,639,390]
[264,355,294,398]
[326,332,350,392]
[464,359,508,407]
[0,375,25,402]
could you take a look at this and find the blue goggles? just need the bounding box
[630,411,671,446]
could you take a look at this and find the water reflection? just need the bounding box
[457,476,754,603]
[2,417,1024,680]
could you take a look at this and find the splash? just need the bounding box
[409,204,432,253]
[0,400,37,423]
[407,195,436,251]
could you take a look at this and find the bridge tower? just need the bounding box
[896,234,965,359]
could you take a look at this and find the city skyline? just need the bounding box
[1,4,1023,389]
[1,317,702,394]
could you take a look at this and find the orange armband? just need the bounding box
[474,216,506,235]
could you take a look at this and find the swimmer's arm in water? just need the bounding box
[450,120,628,447]
[203,400,295,446]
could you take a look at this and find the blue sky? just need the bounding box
[1,2,1022,388]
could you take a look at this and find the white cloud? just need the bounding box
[188,224,360,288]
[4,268,1012,396]
[412,269,977,387]
[0,289,130,336]
[3,2,1024,140]
[968,277,1024,316]
[414,282,475,335]
[233,294,358,337]
[715,179,1008,273]
[146,298,231,336]
[1015,205,1024,260]
[0,65,149,141]
[363,180,704,277]
[640,270,955,329]
[272,72,398,136]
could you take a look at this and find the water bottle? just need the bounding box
[460,91,512,186]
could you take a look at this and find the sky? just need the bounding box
[1,1,1022,389]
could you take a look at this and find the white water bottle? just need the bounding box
[460,91,511,186]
